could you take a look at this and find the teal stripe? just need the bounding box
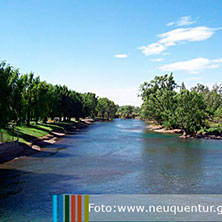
[52,195,57,222]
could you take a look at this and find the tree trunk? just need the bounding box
[43,117,47,124]
[27,110,31,126]
[16,118,21,126]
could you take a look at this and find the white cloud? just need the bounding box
[167,16,196,27]
[114,54,128,58]
[138,26,220,56]
[150,58,164,62]
[167,22,175,27]
[138,43,166,56]
[158,26,215,44]
[213,59,222,63]
[160,57,222,74]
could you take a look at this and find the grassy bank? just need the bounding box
[0,120,88,145]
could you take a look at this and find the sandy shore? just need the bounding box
[146,123,222,140]
[146,124,183,134]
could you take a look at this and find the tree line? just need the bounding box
[140,74,222,135]
[116,105,140,119]
[0,61,117,128]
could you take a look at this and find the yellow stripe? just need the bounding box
[84,195,89,222]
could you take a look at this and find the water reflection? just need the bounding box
[0,119,222,222]
[141,131,222,193]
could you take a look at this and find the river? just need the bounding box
[0,119,222,221]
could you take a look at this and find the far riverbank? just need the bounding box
[146,122,222,140]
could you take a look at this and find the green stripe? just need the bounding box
[65,195,69,222]
[84,195,89,222]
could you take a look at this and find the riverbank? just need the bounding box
[146,122,222,140]
[180,132,222,140]
[146,123,183,134]
[0,119,94,164]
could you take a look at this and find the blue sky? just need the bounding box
[1,0,222,106]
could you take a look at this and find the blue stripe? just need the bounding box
[59,195,64,222]
[52,195,57,222]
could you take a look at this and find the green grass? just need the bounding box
[0,121,78,144]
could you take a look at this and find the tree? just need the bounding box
[106,100,117,119]
[215,105,222,122]
[33,81,51,123]
[175,90,207,134]
[0,61,13,127]
[116,105,138,118]
[81,93,98,117]
[96,97,117,120]
[9,69,25,125]
[139,74,212,134]
[192,83,222,118]
[54,85,69,121]
[0,59,118,127]
[140,73,178,128]
[21,73,41,126]
[180,82,186,91]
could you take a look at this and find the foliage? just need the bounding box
[116,105,140,118]
[0,62,14,127]
[140,73,178,128]
[96,97,117,119]
[81,93,98,117]
[192,83,222,117]
[175,90,207,134]
[140,74,219,134]
[0,60,117,128]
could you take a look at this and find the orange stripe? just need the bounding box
[71,195,75,222]
[77,195,82,222]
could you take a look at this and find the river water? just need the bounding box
[0,119,222,221]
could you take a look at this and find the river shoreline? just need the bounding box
[146,123,183,134]
[146,122,222,140]
[0,119,94,164]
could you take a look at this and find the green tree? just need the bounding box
[0,62,13,127]
[140,73,178,128]
[21,73,42,126]
[0,59,118,127]
[9,69,25,125]
[117,105,137,118]
[33,81,51,123]
[180,82,186,91]
[192,83,222,118]
[96,97,117,119]
[81,93,98,117]
[175,90,207,134]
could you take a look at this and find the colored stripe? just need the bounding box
[59,195,63,222]
[52,195,57,222]
[65,195,70,222]
[71,195,76,222]
[84,195,89,222]
[77,195,82,222]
